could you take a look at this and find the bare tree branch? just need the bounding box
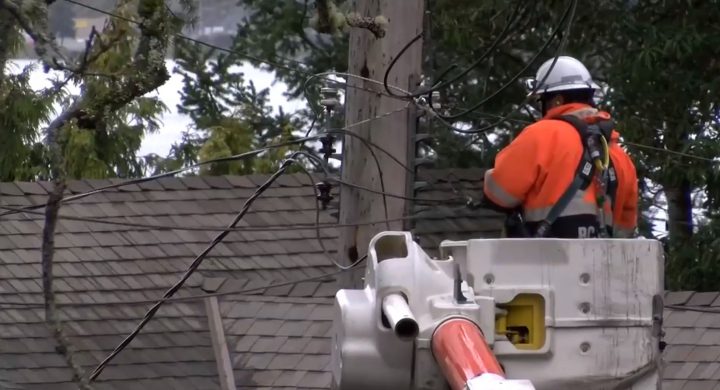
[0,0,69,69]
[345,12,387,38]
[48,0,173,133]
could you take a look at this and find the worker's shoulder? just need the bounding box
[519,117,581,139]
[610,143,637,170]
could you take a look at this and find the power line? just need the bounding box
[63,0,718,168]
[0,204,479,232]
[61,0,410,102]
[303,71,412,117]
[451,109,720,165]
[86,153,303,381]
[62,0,312,72]
[382,1,525,99]
[622,141,719,164]
[0,137,316,219]
[434,0,578,123]
[0,256,366,309]
[418,3,576,135]
[0,105,412,220]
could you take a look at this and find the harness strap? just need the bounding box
[533,114,617,238]
[534,148,594,238]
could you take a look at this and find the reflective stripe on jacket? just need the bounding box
[483,103,638,238]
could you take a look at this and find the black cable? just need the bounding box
[383,1,525,99]
[0,255,367,308]
[0,205,467,232]
[430,0,577,138]
[62,0,396,101]
[86,153,303,381]
[326,129,414,174]
[0,206,408,232]
[0,137,319,219]
[62,0,313,72]
[438,0,578,121]
[665,305,720,313]
[0,129,414,222]
[290,153,361,270]
[330,178,465,204]
[304,116,318,138]
[0,202,478,234]
[324,131,392,229]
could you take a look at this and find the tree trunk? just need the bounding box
[665,181,693,245]
[0,9,17,82]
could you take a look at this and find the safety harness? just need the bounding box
[532,113,619,238]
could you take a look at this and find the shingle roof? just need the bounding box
[0,295,335,389]
[1,169,707,389]
[663,292,720,390]
[0,168,498,389]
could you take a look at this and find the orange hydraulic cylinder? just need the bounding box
[431,318,505,390]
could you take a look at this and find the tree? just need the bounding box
[146,37,316,175]
[0,0,194,386]
[585,0,720,290]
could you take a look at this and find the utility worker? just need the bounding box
[481,56,638,238]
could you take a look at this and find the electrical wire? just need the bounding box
[289,152,361,270]
[303,71,412,118]
[8,274,715,315]
[383,1,525,99]
[62,0,313,72]
[61,0,410,103]
[0,204,472,232]
[0,105,412,220]
[0,137,318,219]
[326,128,414,174]
[436,0,578,121]
[307,90,394,233]
[424,0,576,138]
[0,255,367,309]
[331,178,465,203]
[621,141,719,163]
[86,153,303,381]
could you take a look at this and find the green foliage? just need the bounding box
[0,0,191,181]
[597,1,720,289]
[0,64,59,181]
[155,38,309,175]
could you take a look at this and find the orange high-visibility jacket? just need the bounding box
[483,103,638,238]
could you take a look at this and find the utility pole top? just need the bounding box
[338,0,425,288]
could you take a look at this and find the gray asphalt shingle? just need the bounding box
[0,170,710,389]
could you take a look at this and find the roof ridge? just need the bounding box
[665,290,720,306]
[0,172,327,196]
[0,168,488,196]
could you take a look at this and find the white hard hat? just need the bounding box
[526,56,600,98]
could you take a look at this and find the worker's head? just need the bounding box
[524,56,600,116]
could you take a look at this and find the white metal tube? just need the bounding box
[382,293,419,339]
[465,374,536,390]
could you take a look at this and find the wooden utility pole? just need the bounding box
[338,0,425,288]
[204,296,236,390]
